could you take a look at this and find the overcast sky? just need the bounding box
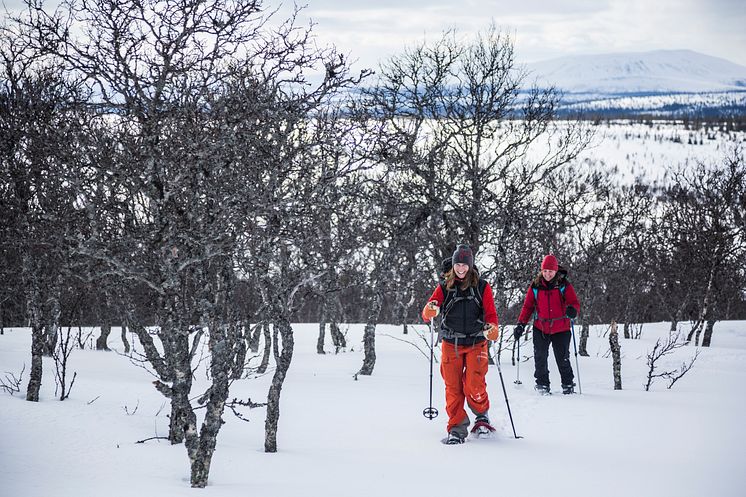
[278,0,746,70]
[4,0,745,69]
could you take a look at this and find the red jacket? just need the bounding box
[517,276,580,334]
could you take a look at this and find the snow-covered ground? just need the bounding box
[574,121,746,182]
[559,91,746,116]
[1,321,744,497]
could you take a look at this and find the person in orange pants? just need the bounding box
[422,245,499,444]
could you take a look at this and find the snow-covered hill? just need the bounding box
[524,50,746,117]
[526,49,746,95]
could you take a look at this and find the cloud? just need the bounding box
[284,0,746,68]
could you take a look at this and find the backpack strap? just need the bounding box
[532,284,565,300]
[441,279,487,320]
[472,278,487,309]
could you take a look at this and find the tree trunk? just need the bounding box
[169,330,196,445]
[129,320,171,379]
[42,290,62,356]
[189,324,232,488]
[257,322,272,374]
[264,317,294,453]
[701,319,716,347]
[357,288,383,376]
[328,297,346,352]
[317,304,326,354]
[120,324,131,354]
[691,256,717,346]
[669,320,678,332]
[26,322,44,402]
[96,323,112,350]
[329,321,345,352]
[248,320,262,353]
[231,322,247,379]
[398,288,415,335]
[609,321,622,390]
[623,322,630,339]
[686,320,702,345]
[578,322,590,357]
[25,285,44,402]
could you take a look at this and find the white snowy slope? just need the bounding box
[525,49,746,94]
[1,319,745,497]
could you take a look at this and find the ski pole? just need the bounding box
[423,320,438,420]
[514,336,522,385]
[493,344,522,439]
[570,319,582,394]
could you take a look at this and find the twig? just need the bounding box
[123,399,140,415]
[1,364,25,395]
[645,330,698,391]
[224,397,267,422]
[379,333,433,361]
[135,436,169,444]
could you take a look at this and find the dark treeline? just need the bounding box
[1,0,745,487]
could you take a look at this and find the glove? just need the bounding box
[483,323,499,341]
[513,323,525,340]
[422,301,440,321]
[565,306,577,319]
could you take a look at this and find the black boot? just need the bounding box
[535,383,551,395]
[442,431,466,445]
[562,383,576,395]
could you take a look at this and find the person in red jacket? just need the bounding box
[422,244,499,444]
[514,254,580,395]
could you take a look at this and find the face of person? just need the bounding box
[542,269,557,281]
[454,263,470,279]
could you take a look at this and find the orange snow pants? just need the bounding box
[440,340,490,433]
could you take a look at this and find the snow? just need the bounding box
[558,91,746,116]
[585,121,744,183]
[2,321,745,497]
[521,120,745,185]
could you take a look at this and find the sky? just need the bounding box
[4,0,745,70]
[276,0,746,71]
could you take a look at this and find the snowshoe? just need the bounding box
[535,384,551,395]
[562,383,576,395]
[471,415,496,438]
[441,431,466,445]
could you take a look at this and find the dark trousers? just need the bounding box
[533,328,574,387]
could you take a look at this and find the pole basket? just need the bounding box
[423,407,439,419]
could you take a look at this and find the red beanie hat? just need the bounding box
[541,254,558,271]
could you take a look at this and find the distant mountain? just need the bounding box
[525,50,746,95]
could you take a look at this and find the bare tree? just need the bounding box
[52,326,78,400]
[0,21,89,401]
[358,26,591,370]
[659,149,746,346]
[546,164,645,355]
[19,0,367,486]
[645,330,699,391]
